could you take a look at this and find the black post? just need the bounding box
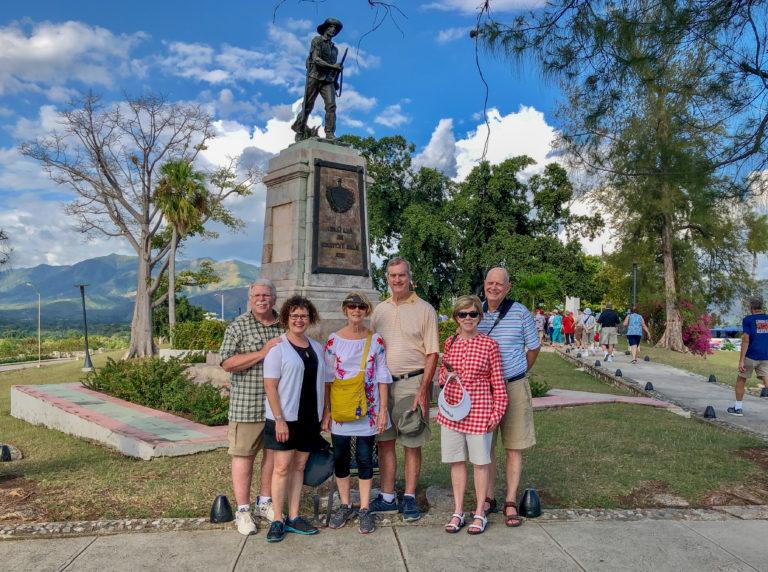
[76,284,94,371]
[631,262,638,307]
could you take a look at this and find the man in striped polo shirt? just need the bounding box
[478,267,541,527]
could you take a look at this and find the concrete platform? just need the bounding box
[10,383,227,460]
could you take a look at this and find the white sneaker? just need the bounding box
[607,355,613,363]
[604,352,609,360]
[255,499,275,522]
[235,510,257,535]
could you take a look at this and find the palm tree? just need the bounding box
[155,160,209,343]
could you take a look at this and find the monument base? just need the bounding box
[261,138,380,341]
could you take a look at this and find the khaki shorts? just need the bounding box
[228,421,265,457]
[741,357,768,379]
[493,378,536,450]
[377,374,432,448]
[600,327,618,345]
[582,329,594,346]
[440,426,493,465]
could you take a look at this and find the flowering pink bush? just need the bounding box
[682,313,713,356]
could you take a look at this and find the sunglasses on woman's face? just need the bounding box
[345,303,368,311]
[457,311,480,319]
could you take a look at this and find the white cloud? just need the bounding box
[436,27,471,44]
[413,118,458,177]
[454,106,556,180]
[375,104,409,128]
[0,196,134,266]
[10,104,60,140]
[0,20,146,98]
[160,26,380,99]
[423,0,546,13]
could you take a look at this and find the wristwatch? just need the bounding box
[274,414,284,421]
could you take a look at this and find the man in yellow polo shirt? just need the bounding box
[370,257,439,522]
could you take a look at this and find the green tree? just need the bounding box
[21,94,258,357]
[745,211,768,284]
[475,2,757,351]
[155,160,210,341]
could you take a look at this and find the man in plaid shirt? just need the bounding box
[220,279,283,535]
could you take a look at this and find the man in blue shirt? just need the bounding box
[478,267,541,527]
[728,295,768,416]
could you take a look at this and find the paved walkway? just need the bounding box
[569,350,768,439]
[0,357,76,374]
[3,518,767,571]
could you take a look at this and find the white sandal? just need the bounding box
[467,513,487,535]
[444,512,465,533]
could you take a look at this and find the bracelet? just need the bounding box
[274,414,284,421]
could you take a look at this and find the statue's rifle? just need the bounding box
[336,48,348,97]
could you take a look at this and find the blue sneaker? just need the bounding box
[369,494,399,514]
[401,495,421,522]
[285,515,319,535]
[266,520,285,543]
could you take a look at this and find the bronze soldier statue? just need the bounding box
[291,18,345,142]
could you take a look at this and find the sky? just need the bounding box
[0,0,599,268]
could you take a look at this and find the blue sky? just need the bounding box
[0,0,575,267]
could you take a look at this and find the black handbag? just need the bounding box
[303,437,334,487]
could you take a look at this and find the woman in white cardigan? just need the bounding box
[263,295,326,543]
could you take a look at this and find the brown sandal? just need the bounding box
[504,501,523,527]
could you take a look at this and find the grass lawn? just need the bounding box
[530,350,630,395]
[1,352,766,522]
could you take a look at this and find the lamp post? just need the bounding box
[25,282,41,368]
[217,293,225,321]
[75,284,94,372]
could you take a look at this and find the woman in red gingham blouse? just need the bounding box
[437,295,507,536]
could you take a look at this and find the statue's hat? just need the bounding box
[317,18,343,35]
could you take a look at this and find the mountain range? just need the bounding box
[0,254,259,329]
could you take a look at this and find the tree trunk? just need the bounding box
[126,250,157,358]
[655,215,687,352]
[168,227,177,347]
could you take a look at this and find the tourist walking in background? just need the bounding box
[574,309,584,350]
[580,308,596,355]
[439,295,507,535]
[597,303,621,362]
[479,267,541,528]
[623,307,651,364]
[551,309,563,347]
[262,296,327,542]
[323,292,391,534]
[219,279,282,535]
[546,312,554,344]
[562,311,575,347]
[728,296,768,416]
[370,257,440,522]
[534,309,546,345]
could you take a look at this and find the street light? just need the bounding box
[216,293,225,321]
[25,282,41,368]
[75,284,94,372]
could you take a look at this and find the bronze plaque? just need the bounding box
[312,159,369,276]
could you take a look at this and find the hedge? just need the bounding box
[82,357,228,426]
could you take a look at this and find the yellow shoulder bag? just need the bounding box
[330,334,372,422]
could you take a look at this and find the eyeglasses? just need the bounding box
[456,311,480,319]
[289,313,310,321]
[345,303,368,311]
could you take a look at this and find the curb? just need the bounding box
[3,506,767,540]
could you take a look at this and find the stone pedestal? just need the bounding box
[260,138,379,340]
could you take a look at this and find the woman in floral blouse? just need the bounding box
[438,295,507,535]
[322,291,391,534]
